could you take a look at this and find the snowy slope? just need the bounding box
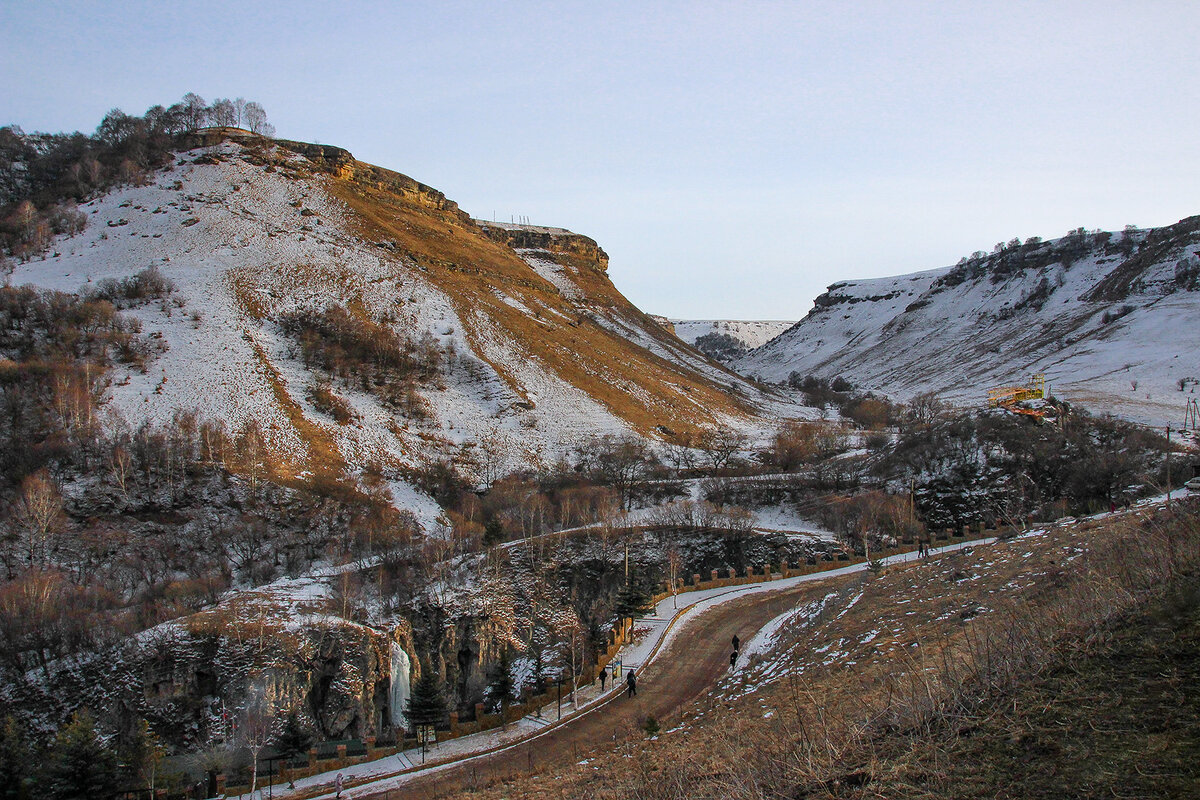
[10,135,808,516]
[735,221,1200,427]
[670,320,795,350]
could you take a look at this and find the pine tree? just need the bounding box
[482,518,505,546]
[487,647,516,715]
[42,710,120,800]
[614,573,653,621]
[118,718,165,796]
[405,670,445,762]
[0,715,33,800]
[272,711,313,763]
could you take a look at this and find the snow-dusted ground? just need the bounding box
[274,538,990,799]
[670,319,796,350]
[227,486,1200,798]
[9,138,814,524]
[736,227,1200,427]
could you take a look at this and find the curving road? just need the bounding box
[361,581,826,799]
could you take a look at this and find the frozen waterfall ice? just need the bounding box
[389,641,411,731]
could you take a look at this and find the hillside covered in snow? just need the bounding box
[8,128,802,519]
[670,320,795,350]
[736,220,1200,426]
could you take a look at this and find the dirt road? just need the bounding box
[362,581,825,799]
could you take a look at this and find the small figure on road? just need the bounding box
[335,772,344,799]
[729,650,738,670]
[599,664,609,691]
[626,668,637,698]
[731,634,740,652]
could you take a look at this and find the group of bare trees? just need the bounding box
[1,93,275,262]
[189,94,274,136]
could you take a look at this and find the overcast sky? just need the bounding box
[3,1,1198,319]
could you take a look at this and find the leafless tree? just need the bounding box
[477,425,508,490]
[662,431,699,474]
[239,675,286,798]
[232,97,247,128]
[14,470,66,568]
[208,98,236,127]
[181,93,208,131]
[697,428,749,471]
[905,391,949,429]
[244,102,275,137]
[665,545,682,609]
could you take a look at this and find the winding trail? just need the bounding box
[298,539,993,799]
[372,583,818,798]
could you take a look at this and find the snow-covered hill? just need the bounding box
[10,132,807,517]
[735,220,1200,426]
[670,320,795,350]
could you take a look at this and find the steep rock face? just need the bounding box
[2,611,394,748]
[475,221,609,273]
[735,219,1200,426]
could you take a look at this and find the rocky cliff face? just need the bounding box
[475,221,609,272]
[735,218,1200,426]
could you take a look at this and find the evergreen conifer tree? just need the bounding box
[482,518,505,546]
[405,670,446,762]
[42,710,120,800]
[118,718,165,796]
[0,715,33,800]
[487,647,516,715]
[614,572,654,620]
[273,712,313,763]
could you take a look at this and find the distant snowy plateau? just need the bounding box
[735,219,1200,428]
[670,319,795,350]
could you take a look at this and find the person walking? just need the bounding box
[729,650,738,670]
[626,668,637,698]
[731,634,740,652]
[335,772,344,799]
[598,664,608,691]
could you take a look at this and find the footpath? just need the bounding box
[272,538,991,800]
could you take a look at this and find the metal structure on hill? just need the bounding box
[987,373,1050,419]
[1184,397,1199,432]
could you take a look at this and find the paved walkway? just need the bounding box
[275,538,993,799]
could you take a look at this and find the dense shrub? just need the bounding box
[279,305,442,417]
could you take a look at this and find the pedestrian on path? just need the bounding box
[599,664,608,691]
[731,634,740,652]
[729,650,738,670]
[335,772,344,799]
[626,668,637,698]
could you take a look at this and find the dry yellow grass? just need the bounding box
[245,335,347,478]
[322,163,765,439]
[446,502,1200,799]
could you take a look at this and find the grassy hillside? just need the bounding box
[325,156,768,439]
[452,499,1200,799]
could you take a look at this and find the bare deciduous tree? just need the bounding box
[181,93,208,131]
[243,102,275,137]
[697,428,749,471]
[14,470,66,568]
[208,98,236,128]
[239,676,287,798]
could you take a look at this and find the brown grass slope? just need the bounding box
[324,159,765,439]
[451,501,1200,799]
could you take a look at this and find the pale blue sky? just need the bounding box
[3,1,1198,318]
